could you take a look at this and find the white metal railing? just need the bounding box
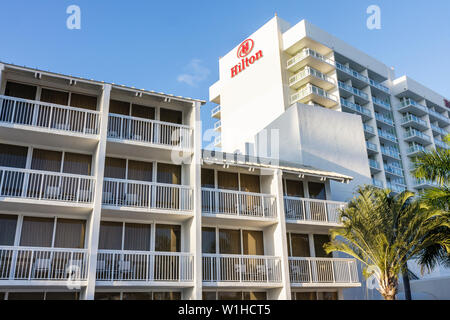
[214,120,221,130]
[108,113,193,149]
[340,98,371,117]
[338,81,369,100]
[103,178,193,212]
[202,254,282,283]
[0,246,88,281]
[289,257,359,284]
[404,128,431,142]
[291,84,337,104]
[435,139,450,150]
[431,124,448,136]
[96,250,193,282]
[284,197,344,223]
[372,96,391,110]
[402,114,427,127]
[429,109,449,123]
[287,48,334,69]
[408,144,426,154]
[211,105,221,117]
[0,95,100,135]
[289,66,335,86]
[0,167,95,203]
[201,188,277,218]
[375,112,394,126]
[381,146,401,159]
[399,98,428,113]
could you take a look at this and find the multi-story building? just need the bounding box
[0,62,360,300]
[209,16,449,197]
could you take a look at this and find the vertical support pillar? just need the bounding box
[0,63,5,94]
[81,84,111,300]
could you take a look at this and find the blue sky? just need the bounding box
[1,0,449,138]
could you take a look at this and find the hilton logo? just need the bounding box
[231,39,263,78]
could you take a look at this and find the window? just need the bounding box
[20,217,54,247]
[5,81,37,100]
[98,221,123,250]
[202,227,216,254]
[7,292,45,300]
[153,292,181,300]
[308,182,326,200]
[243,292,267,300]
[109,100,130,115]
[313,234,331,258]
[0,214,18,245]
[31,149,62,172]
[202,292,217,300]
[127,160,153,182]
[288,233,310,257]
[122,292,153,300]
[317,292,338,300]
[70,93,97,111]
[104,157,126,179]
[218,292,242,300]
[40,88,69,106]
[94,292,121,300]
[157,163,181,184]
[242,230,264,255]
[240,174,260,193]
[63,153,92,175]
[292,292,317,300]
[219,229,241,254]
[284,180,304,197]
[45,292,79,300]
[160,108,182,124]
[201,169,215,188]
[54,219,85,249]
[132,104,155,120]
[217,171,238,191]
[124,223,151,251]
[155,224,180,252]
[0,143,28,168]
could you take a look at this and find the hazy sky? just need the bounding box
[1,0,449,141]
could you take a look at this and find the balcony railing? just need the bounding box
[435,139,449,150]
[0,246,88,282]
[407,144,426,155]
[378,129,398,143]
[103,178,193,212]
[375,112,394,126]
[291,84,337,105]
[386,182,406,193]
[0,95,100,135]
[289,66,335,86]
[363,124,375,135]
[372,97,391,110]
[335,62,390,94]
[108,114,192,150]
[431,124,448,136]
[401,114,427,127]
[366,141,378,152]
[340,98,371,117]
[289,257,359,285]
[372,178,384,188]
[0,167,95,203]
[399,98,428,114]
[211,105,221,117]
[404,128,431,142]
[96,250,193,282]
[384,165,404,177]
[369,159,380,169]
[380,146,401,160]
[287,48,334,70]
[202,254,282,283]
[284,197,344,224]
[201,188,277,218]
[338,81,369,100]
[429,109,449,123]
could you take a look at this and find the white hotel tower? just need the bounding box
[0,62,361,300]
[210,16,449,199]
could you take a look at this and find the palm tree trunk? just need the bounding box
[402,266,412,300]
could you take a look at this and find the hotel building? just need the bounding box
[0,62,360,300]
[210,16,449,198]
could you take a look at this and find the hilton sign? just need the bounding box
[231,39,263,78]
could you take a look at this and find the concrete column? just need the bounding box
[0,63,5,94]
[185,101,203,300]
[269,169,291,300]
[81,84,111,300]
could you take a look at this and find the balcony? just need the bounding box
[335,62,389,94]
[213,121,222,133]
[284,197,345,225]
[289,66,336,91]
[96,250,194,285]
[286,48,335,74]
[398,98,428,116]
[201,188,277,220]
[338,81,369,102]
[381,146,401,160]
[407,144,426,156]
[435,139,449,150]
[369,159,381,173]
[211,105,221,119]
[202,254,282,286]
[363,124,375,138]
[366,141,378,155]
[372,97,391,111]
[428,109,449,126]
[214,136,221,148]
[384,165,404,178]
[386,182,406,193]
[107,114,193,151]
[340,98,372,120]
[0,167,95,209]
[0,246,88,285]
[102,178,193,216]
[369,79,390,94]
[372,178,384,188]
[290,84,338,108]
[289,257,359,287]
[404,128,432,145]
[378,129,398,144]
[430,124,448,136]
[401,114,428,131]
[375,112,394,127]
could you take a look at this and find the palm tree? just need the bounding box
[324,186,445,300]
[413,134,450,274]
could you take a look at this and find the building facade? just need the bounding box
[0,62,360,300]
[210,16,450,196]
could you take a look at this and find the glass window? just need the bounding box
[293,292,317,300]
[218,292,242,300]
[153,292,181,300]
[122,292,153,300]
[284,180,304,197]
[219,229,241,254]
[131,104,155,120]
[160,108,182,124]
[128,160,152,182]
[202,292,217,300]
[289,233,310,257]
[54,219,85,249]
[157,163,181,184]
[70,93,97,111]
[202,227,216,253]
[240,174,260,193]
[5,81,37,100]
[242,230,264,255]
[20,217,54,247]
[201,169,215,188]
[40,88,69,106]
[318,292,338,300]
[109,100,130,115]
[98,221,123,250]
[124,223,151,251]
[63,152,92,175]
[45,292,79,300]
[31,149,62,172]
[308,182,326,200]
[313,234,331,258]
[104,157,126,179]
[7,292,45,300]
[94,292,121,300]
[243,292,267,300]
[0,214,17,245]
[155,224,180,252]
[0,143,28,168]
[217,171,238,191]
